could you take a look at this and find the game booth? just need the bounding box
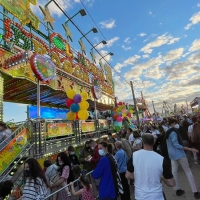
[0,0,115,182]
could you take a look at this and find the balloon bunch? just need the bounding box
[66,89,89,120]
[112,102,135,131]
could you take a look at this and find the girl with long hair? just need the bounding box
[50,152,71,200]
[70,175,95,200]
[17,158,50,200]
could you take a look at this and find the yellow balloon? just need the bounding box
[130,110,134,114]
[122,113,126,117]
[80,91,88,101]
[79,101,89,110]
[66,89,76,99]
[78,110,89,120]
[116,108,121,112]
[66,112,76,120]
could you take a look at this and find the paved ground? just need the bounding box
[129,162,200,200]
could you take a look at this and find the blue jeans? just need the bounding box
[99,198,117,200]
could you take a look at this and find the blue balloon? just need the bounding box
[114,121,122,127]
[70,103,80,113]
[118,112,122,116]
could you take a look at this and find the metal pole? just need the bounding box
[37,79,41,118]
[152,101,157,123]
[130,81,140,126]
[94,99,97,120]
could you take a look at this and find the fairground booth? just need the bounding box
[0,1,115,181]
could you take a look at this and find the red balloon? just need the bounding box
[118,102,123,105]
[66,99,74,108]
[113,113,118,120]
[76,112,79,120]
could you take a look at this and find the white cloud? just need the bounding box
[198,3,200,7]
[168,37,180,45]
[149,11,152,15]
[139,33,146,37]
[100,19,116,29]
[188,52,200,63]
[107,37,119,47]
[124,37,131,44]
[189,39,200,52]
[97,36,119,49]
[124,55,163,79]
[122,45,132,51]
[140,34,180,54]
[163,48,184,61]
[144,66,163,79]
[184,12,200,30]
[114,55,140,72]
[142,54,150,59]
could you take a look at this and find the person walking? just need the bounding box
[115,141,131,200]
[166,118,200,198]
[126,133,175,200]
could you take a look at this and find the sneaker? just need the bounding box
[176,189,185,196]
[194,192,200,199]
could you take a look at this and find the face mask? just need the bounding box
[98,149,105,156]
[24,169,29,177]
[59,161,63,166]
[115,138,118,141]
[70,152,75,155]
[174,124,179,129]
[91,146,95,150]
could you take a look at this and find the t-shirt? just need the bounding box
[127,150,173,200]
[22,177,50,200]
[128,133,135,145]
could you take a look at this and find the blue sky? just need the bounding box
[3,0,200,121]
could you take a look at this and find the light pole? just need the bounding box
[130,81,140,126]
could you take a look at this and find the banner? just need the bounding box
[0,129,28,174]
[81,122,95,132]
[99,119,109,130]
[47,123,73,138]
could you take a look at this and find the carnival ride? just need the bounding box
[0,0,115,181]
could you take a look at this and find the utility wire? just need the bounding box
[79,0,142,96]
[53,0,141,97]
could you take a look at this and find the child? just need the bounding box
[70,176,95,200]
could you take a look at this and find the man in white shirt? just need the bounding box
[126,133,175,200]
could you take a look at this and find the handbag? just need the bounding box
[50,173,60,185]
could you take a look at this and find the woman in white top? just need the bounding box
[17,158,50,200]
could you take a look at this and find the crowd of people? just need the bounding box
[1,115,200,200]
